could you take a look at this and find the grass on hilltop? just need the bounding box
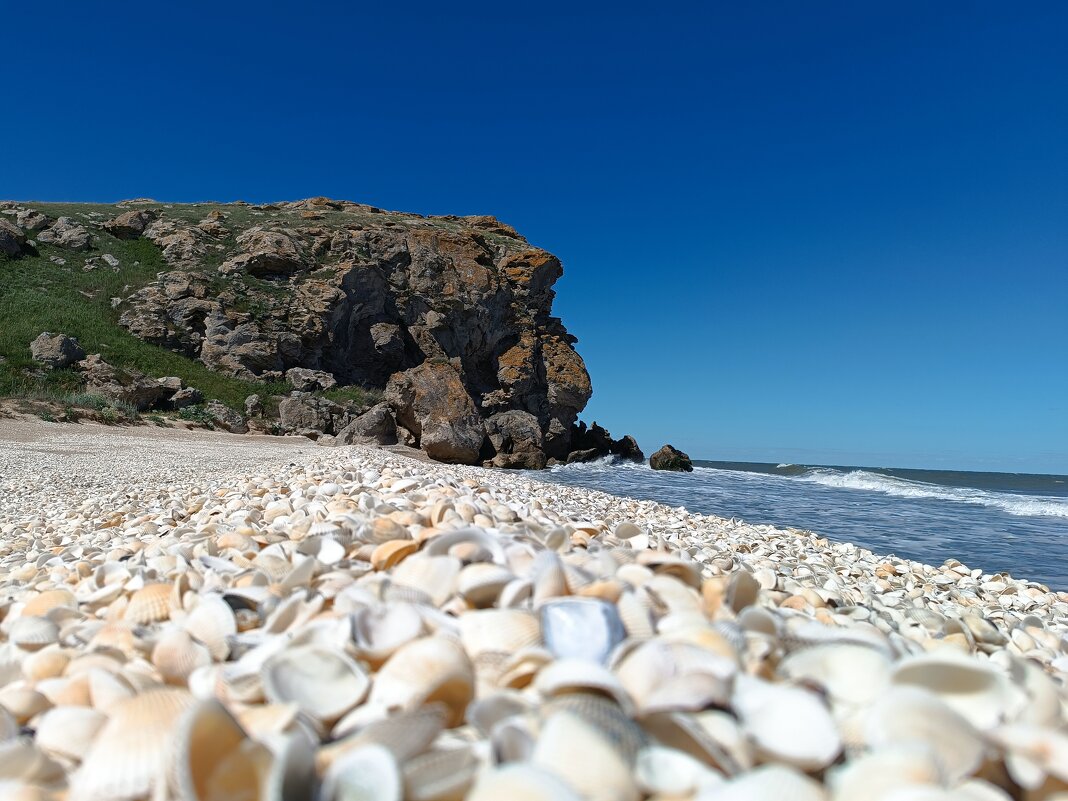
[0,203,378,413]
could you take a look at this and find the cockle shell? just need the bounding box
[778,643,891,708]
[8,617,59,650]
[402,746,479,801]
[168,697,269,801]
[152,626,213,685]
[714,764,828,801]
[731,675,841,770]
[182,595,238,661]
[369,636,474,727]
[21,589,77,618]
[458,609,541,658]
[351,603,425,666]
[124,583,173,624]
[71,687,195,801]
[634,745,724,796]
[531,709,640,801]
[262,645,369,723]
[34,706,107,762]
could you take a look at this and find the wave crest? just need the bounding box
[798,469,1068,518]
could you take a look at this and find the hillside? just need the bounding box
[0,198,639,466]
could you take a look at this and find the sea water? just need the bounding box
[533,459,1068,590]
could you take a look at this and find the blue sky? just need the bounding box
[4,2,1066,473]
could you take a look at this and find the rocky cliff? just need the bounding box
[91,197,630,465]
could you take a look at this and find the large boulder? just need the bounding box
[103,210,156,239]
[277,393,357,437]
[205,400,249,434]
[15,209,50,233]
[30,333,85,369]
[0,219,28,258]
[484,410,546,469]
[649,444,693,472]
[76,355,167,411]
[285,367,337,392]
[335,403,397,446]
[37,217,91,250]
[385,361,485,464]
[218,228,308,277]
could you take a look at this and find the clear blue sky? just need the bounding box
[4,2,1066,473]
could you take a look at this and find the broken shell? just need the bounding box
[370,636,474,728]
[531,709,639,801]
[262,645,370,723]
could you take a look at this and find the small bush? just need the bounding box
[178,404,215,428]
[38,411,56,423]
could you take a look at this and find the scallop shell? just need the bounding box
[732,675,841,770]
[390,555,461,607]
[34,706,107,762]
[467,763,582,801]
[262,644,369,723]
[124,583,173,624]
[0,685,50,723]
[369,636,474,728]
[21,589,77,618]
[21,647,70,682]
[458,609,541,658]
[540,597,626,666]
[327,703,447,764]
[71,687,195,801]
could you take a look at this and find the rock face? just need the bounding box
[285,367,337,392]
[385,361,485,464]
[335,403,397,446]
[30,333,86,369]
[114,199,600,464]
[0,219,29,257]
[103,210,156,239]
[37,217,91,250]
[205,400,249,434]
[77,355,167,411]
[649,444,693,472]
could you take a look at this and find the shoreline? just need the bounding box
[1,418,1066,798]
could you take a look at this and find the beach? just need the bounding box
[1,419,1066,800]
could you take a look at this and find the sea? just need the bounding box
[532,459,1068,590]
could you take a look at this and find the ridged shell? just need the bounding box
[468,764,582,801]
[71,687,195,801]
[778,643,891,708]
[152,626,213,685]
[458,609,541,658]
[391,555,461,607]
[34,706,107,762]
[9,617,60,650]
[402,746,479,801]
[124,583,173,624]
[168,697,268,801]
[351,603,425,667]
[319,744,401,801]
[21,589,77,618]
[531,709,639,801]
[457,563,515,607]
[369,637,474,728]
[183,595,237,661]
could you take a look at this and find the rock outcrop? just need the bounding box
[334,403,397,446]
[649,444,693,472]
[30,333,85,369]
[0,219,28,258]
[37,217,91,250]
[111,199,606,464]
[77,355,168,411]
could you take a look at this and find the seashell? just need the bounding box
[636,551,702,587]
[543,691,648,766]
[34,706,107,762]
[988,723,1068,788]
[87,667,135,711]
[531,709,640,801]
[458,609,541,659]
[890,652,1023,730]
[613,522,644,540]
[262,644,369,724]
[424,528,505,565]
[391,555,460,607]
[535,658,634,713]
[827,745,946,801]
[778,643,891,708]
[327,703,447,764]
[0,707,17,743]
[319,743,401,801]
[531,551,568,604]
[124,583,173,624]
[467,692,535,736]
[0,780,52,801]
[71,687,195,801]
[183,595,238,661]
[21,589,77,618]
[615,638,735,713]
[864,686,985,783]
[616,591,655,639]
[0,685,50,723]
[152,626,212,685]
[9,617,60,650]
[168,697,269,801]
[634,744,724,796]
[457,563,515,607]
[402,745,479,801]
[21,647,70,682]
[540,598,626,665]
[0,738,65,785]
[351,603,425,667]
[370,636,474,728]
[371,540,420,571]
[498,646,554,689]
[468,763,582,801]
[732,675,841,770]
[714,764,828,801]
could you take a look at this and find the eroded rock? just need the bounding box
[650,444,693,472]
[30,333,86,369]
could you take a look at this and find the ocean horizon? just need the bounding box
[535,457,1068,590]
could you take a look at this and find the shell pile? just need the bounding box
[0,444,1066,801]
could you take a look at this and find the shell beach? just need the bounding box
[0,420,1066,801]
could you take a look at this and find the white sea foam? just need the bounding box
[798,469,1068,518]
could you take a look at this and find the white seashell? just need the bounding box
[540,598,626,665]
[778,643,891,708]
[34,706,107,762]
[391,555,461,607]
[182,595,238,661]
[168,697,269,801]
[468,763,582,801]
[319,743,401,801]
[534,658,634,713]
[458,609,541,659]
[732,675,841,770]
[827,745,943,801]
[726,569,761,612]
[71,687,195,801]
[262,645,369,723]
[711,764,828,801]
[988,723,1068,788]
[531,709,639,801]
[151,626,212,685]
[864,686,986,783]
[402,745,479,801]
[369,637,474,728]
[613,522,643,540]
[890,652,1023,730]
[351,603,425,666]
[457,563,516,607]
[124,583,173,624]
[635,745,724,796]
[9,617,60,651]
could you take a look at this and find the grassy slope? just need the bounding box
[0,202,377,411]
